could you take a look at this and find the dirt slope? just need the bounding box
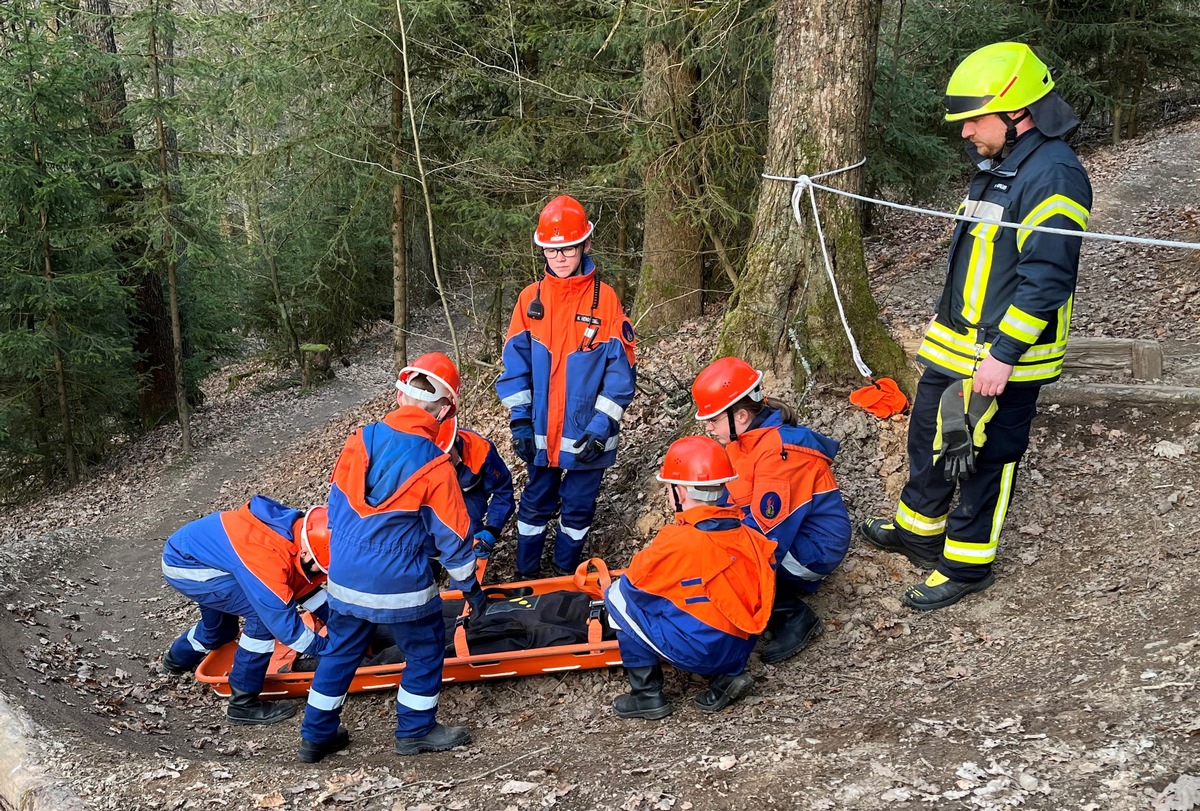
[0,121,1198,811]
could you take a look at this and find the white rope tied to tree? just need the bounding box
[763,159,1200,381]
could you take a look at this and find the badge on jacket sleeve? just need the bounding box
[622,321,635,343]
[759,492,782,521]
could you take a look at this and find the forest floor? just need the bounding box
[1,119,1199,811]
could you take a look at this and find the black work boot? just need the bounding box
[226,687,297,725]
[161,648,195,676]
[694,672,754,713]
[613,665,672,720]
[515,569,541,582]
[860,517,940,569]
[394,723,471,755]
[902,570,995,612]
[298,726,351,763]
[760,601,823,665]
[549,562,573,577]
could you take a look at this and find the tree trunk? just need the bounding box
[33,138,79,485]
[391,28,408,372]
[633,1,704,338]
[73,0,178,426]
[718,0,909,392]
[148,1,191,452]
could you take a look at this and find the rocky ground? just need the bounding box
[0,119,1198,811]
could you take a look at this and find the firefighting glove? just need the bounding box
[473,528,498,559]
[933,380,999,484]
[933,381,973,483]
[966,387,998,450]
[511,419,535,465]
[464,584,489,620]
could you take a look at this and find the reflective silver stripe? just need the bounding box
[605,580,669,660]
[535,434,548,449]
[780,553,824,581]
[306,688,346,711]
[286,627,316,653]
[594,396,625,422]
[560,436,618,453]
[162,561,231,582]
[501,390,532,408]
[185,624,210,654]
[445,561,476,582]
[397,686,439,711]
[517,521,546,537]
[326,580,439,611]
[961,199,1005,222]
[560,524,590,541]
[238,635,276,654]
[301,590,328,612]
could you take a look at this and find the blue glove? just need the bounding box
[511,419,535,465]
[464,584,489,619]
[474,528,498,559]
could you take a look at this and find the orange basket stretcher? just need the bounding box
[194,558,624,699]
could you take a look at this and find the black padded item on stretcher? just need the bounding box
[292,590,615,671]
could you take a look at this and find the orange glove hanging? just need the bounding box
[849,378,909,419]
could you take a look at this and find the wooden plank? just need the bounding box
[1131,340,1164,380]
[904,335,1166,379]
[1041,381,1200,407]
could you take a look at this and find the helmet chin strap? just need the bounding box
[997,110,1031,157]
[726,410,738,442]
[670,484,683,514]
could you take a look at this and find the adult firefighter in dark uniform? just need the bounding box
[861,42,1092,611]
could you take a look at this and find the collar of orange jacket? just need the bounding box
[382,405,440,442]
[673,503,743,526]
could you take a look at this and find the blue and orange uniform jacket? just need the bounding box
[496,255,637,469]
[160,495,327,655]
[455,427,515,537]
[724,409,851,588]
[326,407,475,625]
[605,504,777,675]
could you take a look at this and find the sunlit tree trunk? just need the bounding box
[719,0,909,391]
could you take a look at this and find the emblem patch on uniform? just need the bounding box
[622,321,635,343]
[993,183,1009,191]
[759,492,781,520]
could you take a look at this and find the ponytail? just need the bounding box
[731,393,799,426]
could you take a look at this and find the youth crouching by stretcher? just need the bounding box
[605,436,777,719]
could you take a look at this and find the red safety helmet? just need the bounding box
[692,357,764,420]
[396,352,460,420]
[296,506,331,574]
[534,195,594,248]
[434,415,459,454]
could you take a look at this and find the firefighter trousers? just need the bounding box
[893,368,1041,583]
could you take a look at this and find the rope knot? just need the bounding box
[794,174,812,190]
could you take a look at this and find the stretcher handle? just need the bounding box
[572,557,612,599]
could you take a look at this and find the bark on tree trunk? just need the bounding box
[149,2,191,453]
[74,0,178,426]
[718,0,910,392]
[633,3,704,338]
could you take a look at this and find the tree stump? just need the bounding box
[301,343,333,388]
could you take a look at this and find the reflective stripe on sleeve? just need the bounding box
[162,561,231,582]
[501,390,533,408]
[286,627,316,653]
[594,396,625,422]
